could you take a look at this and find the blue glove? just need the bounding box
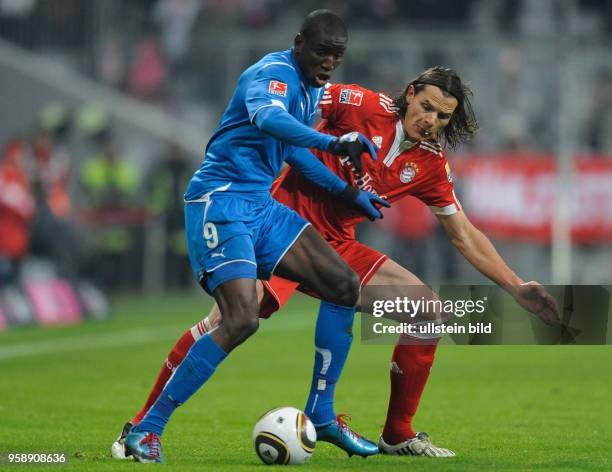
[329,132,378,173]
[340,185,391,221]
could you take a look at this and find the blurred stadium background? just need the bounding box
[3,1,612,320]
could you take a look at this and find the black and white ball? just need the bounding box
[252,407,316,465]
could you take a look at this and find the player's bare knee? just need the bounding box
[226,314,259,342]
[242,316,260,337]
[334,269,360,307]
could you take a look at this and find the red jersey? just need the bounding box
[271,83,461,242]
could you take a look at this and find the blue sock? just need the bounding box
[304,301,355,426]
[136,334,227,436]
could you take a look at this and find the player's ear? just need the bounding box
[406,85,415,104]
[294,33,305,54]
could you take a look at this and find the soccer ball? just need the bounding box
[252,407,316,465]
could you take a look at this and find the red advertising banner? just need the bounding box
[453,155,612,243]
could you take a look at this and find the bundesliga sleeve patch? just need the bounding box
[268,80,288,97]
[339,89,363,106]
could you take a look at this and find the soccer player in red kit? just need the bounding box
[112,67,559,459]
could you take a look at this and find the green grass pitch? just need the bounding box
[1,293,611,471]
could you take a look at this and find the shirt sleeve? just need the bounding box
[253,106,336,151]
[245,63,336,151]
[285,146,348,195]
[319,83,340,122]
[418,156,462,216]
[319,84,383,130]
[245,63,295,123]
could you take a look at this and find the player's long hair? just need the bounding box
[393,67,479,150]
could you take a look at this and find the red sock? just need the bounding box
[381,335,439,445]
[130,319,209,424]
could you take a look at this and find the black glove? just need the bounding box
[340,185,391,221]
[329,132,378,173]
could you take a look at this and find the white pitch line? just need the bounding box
[0,326,183,361]
[0,310,314,361]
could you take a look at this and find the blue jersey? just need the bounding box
[186,49,327,199]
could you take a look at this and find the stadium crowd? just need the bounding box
[0,102,198,329]
[2,0,612,154]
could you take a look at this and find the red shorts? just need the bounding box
[259,239,387,318]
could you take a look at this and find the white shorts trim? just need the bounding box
[262,280,280,306]
[270,222,311,276]
[207,259,257,273]
[359,254,387,289]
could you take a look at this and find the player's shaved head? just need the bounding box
[293,10,347,87]
[300,9,347,41]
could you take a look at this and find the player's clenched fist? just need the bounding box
[329,132,378,173]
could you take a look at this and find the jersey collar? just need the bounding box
[397,120,415,153]
[383,120,416,167]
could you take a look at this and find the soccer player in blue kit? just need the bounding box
[124,10,389,463]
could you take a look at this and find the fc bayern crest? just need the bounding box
[400,162,418,183]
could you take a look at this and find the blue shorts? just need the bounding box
[184,187,310,294]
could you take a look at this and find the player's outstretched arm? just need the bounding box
[286,147,390,220]
[438,211,560,325]
[253,105,337,151]
[253,108,377,173]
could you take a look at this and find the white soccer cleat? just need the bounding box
[378,432,456,457]
[110,422,133,459]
